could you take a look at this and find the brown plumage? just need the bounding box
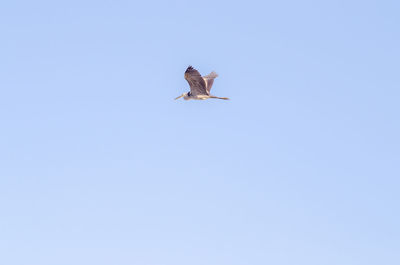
[175,66,229,100]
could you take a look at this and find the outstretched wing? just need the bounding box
[184,66,208,96]
[202,71,218,93]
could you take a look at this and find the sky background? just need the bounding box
[1,0,399,264]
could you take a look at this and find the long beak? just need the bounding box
[174,94,184,100]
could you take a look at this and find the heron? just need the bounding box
[175,66,229,100]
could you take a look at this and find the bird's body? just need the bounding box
[175,66,229,101]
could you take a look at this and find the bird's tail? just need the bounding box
[210,96,229,100]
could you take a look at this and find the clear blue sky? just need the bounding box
[1,1,399,264]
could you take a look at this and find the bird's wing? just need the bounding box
[184,66,208,96]
[202,71,218,93]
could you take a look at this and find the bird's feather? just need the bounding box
[202,71,218,93]
[184,66,208,96]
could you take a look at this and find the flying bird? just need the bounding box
[175,66,229,100]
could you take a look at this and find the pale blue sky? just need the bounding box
[1,1,399,264]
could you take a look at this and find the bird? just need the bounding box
[175,66,229,101]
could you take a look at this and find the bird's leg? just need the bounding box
[210,96,230,100]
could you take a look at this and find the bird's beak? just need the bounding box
[174,94,184,100]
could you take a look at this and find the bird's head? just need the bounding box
[174,92,190,100]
